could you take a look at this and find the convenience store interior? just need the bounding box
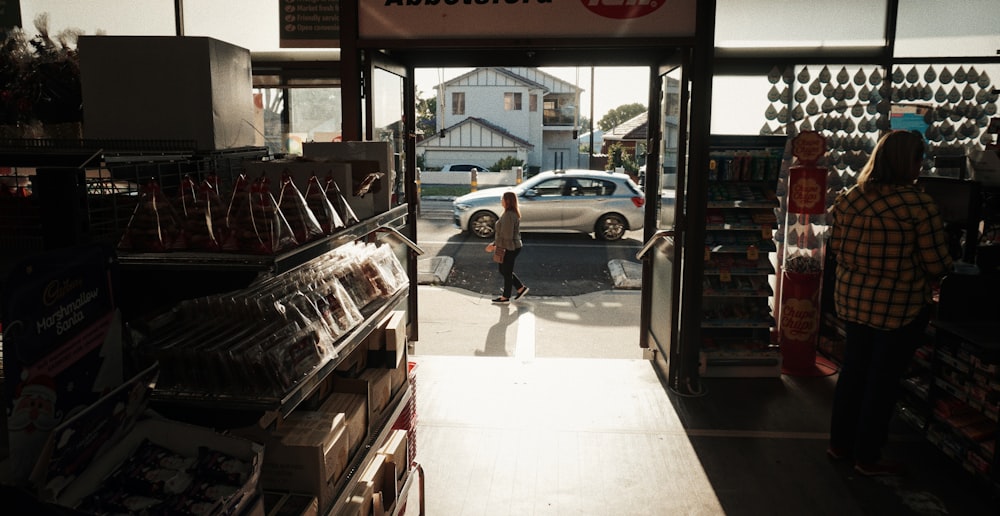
[2,0,1000,515]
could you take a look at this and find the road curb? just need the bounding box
[608,259,642,290]
[418,256,453,285]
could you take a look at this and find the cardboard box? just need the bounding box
[359,368,393,414]
[359,454,397,516]
[79,35,258,150]
[302,142,395,214]
[264,491,319,516]
[336,341,369,376]
[377,429,409,483]
[368,310,406,369]
[337,479,373,516]
[320,387,369,457]
[258,412,351,511]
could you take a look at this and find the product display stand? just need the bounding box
[778,131,836,377]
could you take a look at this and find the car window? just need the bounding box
[531,179,566,197]
[572,178,616,196]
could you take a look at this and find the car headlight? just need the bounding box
[454,203,473,211]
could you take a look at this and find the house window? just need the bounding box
[529,94,538,112]
[504,92,522,111]
[452,92,465,115]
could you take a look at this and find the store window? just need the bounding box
[452,92,466,115]
[505,92,522,111]
[714,0,885,50]
[253,86,342,156]
[895,0,1000,58]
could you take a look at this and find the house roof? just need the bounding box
[602,111,648,142]
[435,67,582,96]
[416,116,534,149]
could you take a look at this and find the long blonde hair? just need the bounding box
[856,130,925,193]
[502,191,521,217]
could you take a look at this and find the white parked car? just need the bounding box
[452,169,645,241]
[440,163,492,172]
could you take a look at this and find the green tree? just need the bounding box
[416,92,437,139]
[492,156,524,172]
[597,103,646,132]
[605,142,639,174]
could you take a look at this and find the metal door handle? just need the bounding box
[636,229,675,260]
[377,227,425,255]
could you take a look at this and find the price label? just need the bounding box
[720,268,732,283]
[747,245,759,261]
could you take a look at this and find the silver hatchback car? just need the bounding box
[452,169,645,241]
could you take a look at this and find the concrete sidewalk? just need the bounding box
[417,256,642,289]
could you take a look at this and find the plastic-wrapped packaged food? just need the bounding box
[325,174,360,226]
[278,171,325,244]
[222,173,297,254]
[118,179,182,252]
[305,174,345,234]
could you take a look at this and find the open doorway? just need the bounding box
[409,65,661,361]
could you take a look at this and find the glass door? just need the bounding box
[639,62,689,393]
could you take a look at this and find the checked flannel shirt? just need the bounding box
[829,184,953,330]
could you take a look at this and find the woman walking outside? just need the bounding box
[486,191,529,304]
[827,130,953,476]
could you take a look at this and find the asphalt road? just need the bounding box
[415,198,645,297]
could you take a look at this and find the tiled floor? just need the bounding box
[410,286,998,515]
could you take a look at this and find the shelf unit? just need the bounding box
[699,136,785,378]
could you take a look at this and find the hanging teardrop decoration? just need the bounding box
[869,68,883,86]
[794,86,808,104]
[926,124,941,142]
[797,66,811,84]
[923,108,935,125]
[800,117,813,132]
[976,87,990,105]
[877,98,891,115]
[867,102,880,115]
[806,98,820,116]
[833,85,846,101]
[922,84,933,101]
[767,65,782,84]
[857,116,869,133]
[905,66,919,84]
[950,102,964,121]
[835,100,848,114]
[851,103,865,118]
[765,104,779,120]
[939,67,953,84]
[817,66,830,84]
[962,83,976,101]
[976,111,989,127]
[892,67,905,84]
[760,122,775,134]
[809,78,823,96]
[792,104,805,121]
[844,84,857,100]
[935,86,948,103]
[777,106,789,124]
[823,83,835,99]
[987,103,998,116]
[876,115,891,131]
[869,87,882,103]
[940,119,955,139]
[858,85,871,102]
[821,98,835,113]
[966,66,979,84]
[977,71,991,89]
[935,105,950,121]
[924,65,937,83]
[814,115,826,132]
[906,85,919,101]
[767,85,781,102]
[837,67,850,85]
[845,117,856,134]
[891,88,902,103]
[947,86,962,104]
[782,66,795,85]
[968,105,983,120]
[954,66,967,83]
[779,87,792,104]
[853,68,867,86]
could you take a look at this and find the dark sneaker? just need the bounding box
[826,447,849,460]
[515,286,530,300]
[492,297,510,304]
[854,460,906,476]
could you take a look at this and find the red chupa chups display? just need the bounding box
[118,179,182,252]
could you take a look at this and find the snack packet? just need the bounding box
[118,179,182,252]
[223,174,297,254]
[305,174,344,234]
[278,171,324,244]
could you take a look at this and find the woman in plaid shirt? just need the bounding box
[827,130,953,476]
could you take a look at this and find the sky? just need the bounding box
[415,66,652,125]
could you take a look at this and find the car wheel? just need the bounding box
[469,211,498,239]
[596,214,627,241]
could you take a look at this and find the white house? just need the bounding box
[417,67,584,172]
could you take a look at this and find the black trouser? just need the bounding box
[497,247,524,298]
[829,308,929,463]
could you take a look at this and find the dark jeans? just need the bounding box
[829,308,930,463]
[497,247,524,298]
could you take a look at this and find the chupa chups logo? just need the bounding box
[582,0,664,19]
